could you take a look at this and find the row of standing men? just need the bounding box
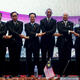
[0,8,80,76]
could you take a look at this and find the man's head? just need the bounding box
[10,12,18,21]
[29,13,36,23]
[45,8,52,18]
[63,13,69,21]
[0,13,2,21]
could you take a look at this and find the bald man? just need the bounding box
[56,13,74,75]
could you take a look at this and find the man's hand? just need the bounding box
[69,31,80,37]
[24,36,29,39]
[69,30,75,34]
[73,32,79,37]
[3,35,12,39]
[53,33,63,37]
[19,34,29,39]
[36,32,46,37]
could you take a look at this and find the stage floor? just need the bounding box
[0,75,80,80]
[1,58,79,75]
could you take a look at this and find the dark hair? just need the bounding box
[29,13,36,17]
[0,13,2,16]
[10,11,18,17]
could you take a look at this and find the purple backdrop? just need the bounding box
[0,11,80,24]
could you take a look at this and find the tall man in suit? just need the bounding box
[67,18,80,75]
[5,12,27,75]
[71,19,80,74]
[40,8,56,74]
[0,13,7,76]
[56,13,74,75]
[24,13,40,76]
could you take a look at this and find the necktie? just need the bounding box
[64,21,67,26]
[48,18,50,23]
[31,23,34,27]
[14,22,17,26]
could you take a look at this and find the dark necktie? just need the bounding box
[14,22,17,26]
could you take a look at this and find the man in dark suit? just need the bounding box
[71,20,80,74]
[0,13,7,76]
[24,13,40,76]
[56,13,74,75]
[5,12,25,76]
[40,8,56,74]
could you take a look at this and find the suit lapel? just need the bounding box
[66,21,69,27]
[62,21,66,27]
[12,20,20,30]
[0,22,4,29]
[45,18,52,23]
[44,18,49,27]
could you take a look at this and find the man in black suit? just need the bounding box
[56,13,74,75]
[0,13,7,76]
[71,19,80,74]
[68,18,80,75]
[5,12,25,75]
[40,8,56,74]
[24,13,40,76]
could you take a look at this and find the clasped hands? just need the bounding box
[3,33,46,39]
[3,30,79,40]
[3,34,29,39]
[37,32,63,37]
[69,30,79,37]
[36,32,46,37]
[3,35,12,39]
[53,30,80,37]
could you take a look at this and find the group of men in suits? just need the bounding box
[0,8,80,76]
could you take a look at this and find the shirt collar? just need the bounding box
[63,20,68,23]
[47,17,51,20]
[31,23,35,25]
[13,20,18,23]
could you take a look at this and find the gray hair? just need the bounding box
[45,8,53,15]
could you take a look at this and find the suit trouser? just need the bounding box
[8,44,21,76]
[41,39,54,74]
[26,45,39,75]
[75,47,80,75]
[58,44,71,75]
[0,46,6,75]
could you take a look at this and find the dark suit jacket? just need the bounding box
[0,21,7,47]
[24,23,40,49]
[74,27,80,48]
[6,20,23,46]
[40,18,56,46]
[56,21,74,48]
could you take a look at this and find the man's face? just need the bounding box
[11,13,18,21]
[30,14,35,23]
[63,14,68,21]
[0,14,2,20]
[46,10,52,18]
